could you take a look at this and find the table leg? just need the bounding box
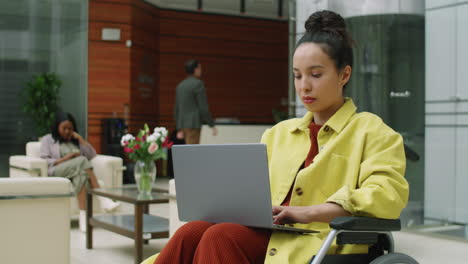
[135,204,143,264]
[144,204,149,245]
[86,189,93,249]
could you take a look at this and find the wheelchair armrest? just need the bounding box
[330,216,401,232]
[311,217,400,263]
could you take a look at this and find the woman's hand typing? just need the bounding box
[272,203,351,225]
[272,205,315,225]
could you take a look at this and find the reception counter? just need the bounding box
[200,124,273,144]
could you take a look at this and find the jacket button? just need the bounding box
[295,187,303,196]
[269,248,278,256]
[324,126,330,132]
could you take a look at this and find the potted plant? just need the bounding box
[272,108,289,124]
[21,73,62,138]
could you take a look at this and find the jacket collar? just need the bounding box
[187,75,199,81]
[288,98,357,134]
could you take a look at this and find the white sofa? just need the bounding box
[169,124,271,236]
[9,141,124,215]
[0,177,72,264]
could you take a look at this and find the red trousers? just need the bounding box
[155,221,271,264]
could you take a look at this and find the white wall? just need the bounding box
[292,0,468,237]
[294,0,329,117]
[52,1,89,136]
[294,0,425,117]
[424,0,468,224]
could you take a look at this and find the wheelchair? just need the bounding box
[309,216,418,264]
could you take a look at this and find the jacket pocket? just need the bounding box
[318,153,350,198]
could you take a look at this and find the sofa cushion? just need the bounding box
[0,177,72,196]
[26,141,41,158]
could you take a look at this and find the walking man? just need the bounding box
[174,59,217,144]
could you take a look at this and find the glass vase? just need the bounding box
[134,160,156,195]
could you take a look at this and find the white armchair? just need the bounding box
[9,141,125,215]
[0,177,72,264]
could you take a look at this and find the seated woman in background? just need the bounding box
[146,10,409,264]
[40,112,120,232]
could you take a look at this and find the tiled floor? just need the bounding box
[394,230,468,264]
[71,228,168,263]
[70,178,468,264]
[70,179,170,264]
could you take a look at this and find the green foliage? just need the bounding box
[21,73,62,137]
[272,108,289,124]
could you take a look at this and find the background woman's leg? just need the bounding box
[86,168,100,188]
[76,186,87,232]
[85,168,120,212]
[77,186,86,210]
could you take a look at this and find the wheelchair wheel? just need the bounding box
[370,253,419,264]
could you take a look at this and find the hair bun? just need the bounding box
[305,10,346,33]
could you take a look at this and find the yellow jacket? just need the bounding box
[261,98,409,264]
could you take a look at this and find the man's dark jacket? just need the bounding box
[174,76,214,129]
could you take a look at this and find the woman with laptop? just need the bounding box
[149,10,408,264]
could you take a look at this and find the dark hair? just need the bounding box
[297,10,354,72]
[184,59,199,74]
[51,111,79,146]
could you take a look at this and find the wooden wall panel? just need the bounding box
[157,9,288,130]
[158,54,288,127]
[159,13,287,44]
[129,0,159,134]
[88,0,132,152]
[159,9,285,28]
[88,0,288,152]
[129,47,158,131]
[89,1,132,23]
[159,36,286,59]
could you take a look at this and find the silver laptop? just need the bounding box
[172,143,318,234]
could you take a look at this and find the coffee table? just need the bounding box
[86,185,170,264]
